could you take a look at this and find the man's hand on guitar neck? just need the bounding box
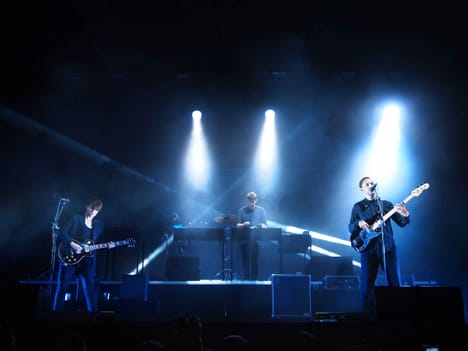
[395,202,410,217]
[107,241,116,249]
[70,241,83,254]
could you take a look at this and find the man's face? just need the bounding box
[360,178,376,196]
[86,205,100,218]
[247,197,257,209]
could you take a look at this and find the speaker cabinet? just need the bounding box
[272,274,312,318]
[375,286,465,324]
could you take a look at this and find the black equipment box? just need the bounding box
[322,275,360,289]
[271,274,312,317]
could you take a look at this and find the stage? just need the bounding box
[3,277,465,350]
[16,276,363,321]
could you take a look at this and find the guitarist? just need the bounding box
[52,197,109,313]
[348,177,410,319]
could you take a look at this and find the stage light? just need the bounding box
[381,104,401,120]
[265,109,275,121]
[192,110,202,121]
[184,110,210,190]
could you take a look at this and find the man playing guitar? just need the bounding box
[52,197,106,313]
[348,177,411,320]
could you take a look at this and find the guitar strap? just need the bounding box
[350,200,369,242]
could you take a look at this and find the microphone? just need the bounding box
[370,183,378,192]
[61,198,70,203]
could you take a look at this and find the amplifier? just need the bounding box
[271,274,312,318]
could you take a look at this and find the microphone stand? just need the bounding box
[47,199,69,299]
[375,190,387,286]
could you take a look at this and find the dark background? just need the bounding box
[1,1,466,313]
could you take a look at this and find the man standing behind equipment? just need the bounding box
[236,191,267,280]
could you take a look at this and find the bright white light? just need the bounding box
[192,110,202,121]
[128,235,174,274]
[184,113,210,190]
[352,102,403,184]
[267,220,350,258]
[280,223,351,246]
[254,110,278,192]
[265,109,275,121]
[368,103,402,180]
[381,104,401,120]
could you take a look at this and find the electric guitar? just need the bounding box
[350,183,430,253]
[58,238,136,265]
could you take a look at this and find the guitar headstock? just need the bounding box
[412,182,430,197]
[126,238,136,247]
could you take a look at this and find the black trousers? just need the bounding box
[241,240,259,280]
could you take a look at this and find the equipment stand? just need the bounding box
[222,227,233,280]
[47,199,69,299]
[375,191,387,285]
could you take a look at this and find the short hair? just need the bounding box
[359,177,371,188]
[246,191,257,200]
[87,198,103,211]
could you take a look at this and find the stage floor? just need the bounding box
[6,279,468,350]
[17,277,362,322]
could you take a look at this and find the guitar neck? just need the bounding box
[88,240,127,251]
[88,243,110,251]
[380,194,415,224]
[360,183,429,242]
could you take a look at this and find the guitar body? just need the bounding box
[349,183,430,253]
[351,228,382,253]
[58,237,136,266]
[58,240,94,266]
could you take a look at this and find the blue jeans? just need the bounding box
[52,258,98,312]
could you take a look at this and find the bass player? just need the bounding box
[348,177,410,319]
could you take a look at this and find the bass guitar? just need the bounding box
[350,183,430,253]
[58,238,136,265]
